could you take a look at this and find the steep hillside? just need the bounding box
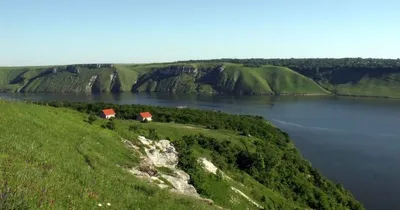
[0,63,329,95]
[0,100,364,209]
[130,63,327,95]
[221,64,328,95]
[178,58,400,98]
[0,65,119,93]
[26,100,364,210]
[0,67,41,92]
[2,58,400,97]
[320,70,400,98]
[0,100,219,209]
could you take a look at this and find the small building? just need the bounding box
[101,109,116,119]
[137,112,152,122]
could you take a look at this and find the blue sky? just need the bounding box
[1,0,399,66]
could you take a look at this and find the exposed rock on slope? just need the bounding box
[123,136,199,197]
[198,157,263,209]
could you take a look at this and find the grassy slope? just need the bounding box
[222,64,328,95]
[332,73,400,98]
[0,67,40,92]
[4,61,400,97]
[113,120,304,209]
[114,64,148,91]
[21,68,115,93]
[0,101,217,210]
[256,66,329,94]
[220,64,273,95]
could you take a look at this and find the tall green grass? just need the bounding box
[0,101,217,209]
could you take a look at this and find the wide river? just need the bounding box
[2,92,400,210]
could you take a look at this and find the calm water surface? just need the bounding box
[2,92,400,210]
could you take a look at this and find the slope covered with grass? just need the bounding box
[0,67,40,92]
[30,100,364,210]
[328,72,400,98]
[0,101,216,209]
[221,64,328,95]
[5,59,400,97]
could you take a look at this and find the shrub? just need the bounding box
[148,129,159,140]
[103,119,116,130]
[87,114,97,124]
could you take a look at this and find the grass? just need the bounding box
[333,73,400,98]
[222,64,328,95]
[0,100,218,209]
[114,65,141,91]
[21,68,115,93]
[113,119,304,209]
[0,99,363,209]
[3,61,400,98]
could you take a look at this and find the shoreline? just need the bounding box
[0,90,399,100]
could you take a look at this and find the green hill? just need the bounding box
[322,71,400,98]
[2,58,400,97]
[222,64,328,95]
[0,100,364,209]
[0,100,218,209]
[0,63,329,95]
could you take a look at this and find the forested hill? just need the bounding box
[1,58,400,98]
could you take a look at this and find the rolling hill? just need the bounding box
[1,58,400,98]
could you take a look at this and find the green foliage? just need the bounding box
[148,128,159,140]
[87,113,97,124]
[36,101,286,147]
[129,124,142,131]
[0,100,215,209]
[12,100,364,209]
[103,119,116,130]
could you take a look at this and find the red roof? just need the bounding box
[139,112,152,118]
[102,109,116,116]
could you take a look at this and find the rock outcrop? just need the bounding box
[156,66,198,76]
[124,136,199,197]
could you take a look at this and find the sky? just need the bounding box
[0,0,399,66]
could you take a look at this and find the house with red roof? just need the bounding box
[137,112,152,122]
[101,108,116,119]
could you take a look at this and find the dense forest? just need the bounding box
[30,100,364,209]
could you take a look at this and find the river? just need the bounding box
[1,92,400,209]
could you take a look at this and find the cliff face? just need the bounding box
[1,61,400,98]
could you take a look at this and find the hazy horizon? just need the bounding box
[1,0,400,66]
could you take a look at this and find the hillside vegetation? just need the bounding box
[1,58,400,97]
[0,100,218,209]
[16,100,364,210]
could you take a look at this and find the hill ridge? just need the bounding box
[1,58,400,98]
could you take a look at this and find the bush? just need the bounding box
[148,129,159,140]
[129,124,142,131]
[103,119,116,130]
[87,114,97,124]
